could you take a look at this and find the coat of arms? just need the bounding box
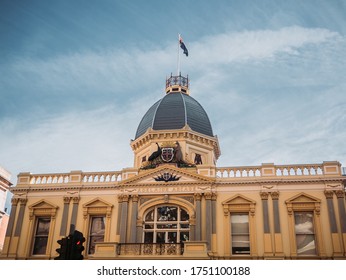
[161,147,174,162]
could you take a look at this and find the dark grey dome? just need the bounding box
[135,92,214,139]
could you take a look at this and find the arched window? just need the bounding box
[143,205,190,243]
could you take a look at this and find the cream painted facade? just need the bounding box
[1,75,346,260]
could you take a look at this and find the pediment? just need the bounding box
[285,192,320,204]
[83,197,113,208]
[121,165,214,185]
[222,194,256,206]
[29,199,58,210]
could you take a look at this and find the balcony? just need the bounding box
[89,241,209,259]
[117,243,183,256]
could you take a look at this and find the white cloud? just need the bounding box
[190,26,340,66]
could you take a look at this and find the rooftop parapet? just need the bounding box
[166,73,189,95]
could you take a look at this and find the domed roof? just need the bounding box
[135,92,214,139]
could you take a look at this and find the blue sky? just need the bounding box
[1,0,346,183]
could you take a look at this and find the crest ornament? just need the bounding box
[161,148,174,162]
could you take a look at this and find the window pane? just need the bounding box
[88,235,104,254]
[180,232,189,242]
[294,212,314,234]
[145,210,154,221]
[294,212,316,255]
[32,218,50,255]
[36,218,50,235]
[33,237,48,255]
[232,235,250,248]
[156,232,166,243]
[231,214,250,255]
[157,206,177,221]
[144,232,154,243]
[231,214,249,234]
[168,232,177,243]
[91,217,105,235]
[89,216,105,254]
[180,209,189,221]
[296,234,316,255]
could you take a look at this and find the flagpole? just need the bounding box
[177,33,181,76]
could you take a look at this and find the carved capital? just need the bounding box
[335,190,345,198]
[204,192,213,200]
[211,192,217,201]
[270,191,280,200]
[63,196,71,203]
[19,198,27,205]
[324,190,334,199]
[11,197,20,206]
[132,195,139,203]
[260,192,269,200]
[72,197,80,204]
[122,194,130,203]
[194,193,202,201]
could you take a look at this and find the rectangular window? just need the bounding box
[231,214,250,255]
[32,217,51,255]
[294,212,316,255]
[88,216,105,254]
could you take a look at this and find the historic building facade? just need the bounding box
[1,74,345,260]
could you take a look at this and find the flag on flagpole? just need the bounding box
[179,35,188,57]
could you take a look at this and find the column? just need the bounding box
[335,190,346,255]
[211,193,217,253]
[116,195,123,242]
[260,192,273,257]
[119,195,129,243]
[129,195,138,243]
[10,198,27,257]
[14,198,27,237]
[324,190,343,257]
[205,193,212,250]
[270,191,284,257]
[60,197,71,236]
[70,197,80,233]
[194,193,202,241]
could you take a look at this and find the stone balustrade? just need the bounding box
[17,170,123,186]
[216,161,341,178]
[16,161,341,186]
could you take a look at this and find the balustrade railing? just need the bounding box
[27,171,122,185]
[117,243,184,256]
[216,163,326,178]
